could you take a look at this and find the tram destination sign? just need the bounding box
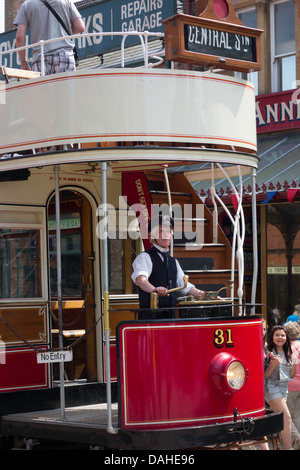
[163,14,262,72]
[185,24,256,62]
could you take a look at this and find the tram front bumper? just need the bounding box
[115,409,283,450]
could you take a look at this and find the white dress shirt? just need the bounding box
[131,243,193,296]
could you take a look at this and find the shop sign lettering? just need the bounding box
[256,89,300,133]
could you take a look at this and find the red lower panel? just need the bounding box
[0,346,50,392]
[118,319,265,430]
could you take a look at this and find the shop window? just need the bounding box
[48,202,82,298]
[237,8,258,93]
[271,0,296,91]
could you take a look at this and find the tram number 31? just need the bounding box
[213,328,234,348]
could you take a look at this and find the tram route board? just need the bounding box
[163,14,262,73]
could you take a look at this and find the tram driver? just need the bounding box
[131,214,205,319]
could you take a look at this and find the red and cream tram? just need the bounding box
[0,10,283,450]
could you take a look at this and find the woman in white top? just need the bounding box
[264,325,297,449]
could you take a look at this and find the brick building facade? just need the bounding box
[5,0,23,31]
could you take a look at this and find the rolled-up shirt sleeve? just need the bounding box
[131,252,153,284]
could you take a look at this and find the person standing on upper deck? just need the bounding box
[14,0,85,75]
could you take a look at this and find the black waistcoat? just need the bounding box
[138,246,178,311]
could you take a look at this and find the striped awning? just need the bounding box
[185,131,300,202]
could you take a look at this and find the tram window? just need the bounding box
[49,231,82,297]
[48,192,85,299]
[108,239,125,294]
[0,228,42,298]
[107,236,141,295]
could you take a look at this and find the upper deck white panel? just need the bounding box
[0,69,256,156]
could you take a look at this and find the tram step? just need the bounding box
[177,257,214,270]
[173,242,226,249]
[150,190,192,197]
[156,219,210,242]
[174,243,229,270]
[184,271,236,295]
[187,270,236,288]
[173,231,197,244]
[184,269,235,276]
[151,191,193,206]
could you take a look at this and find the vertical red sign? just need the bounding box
[122,172,154,250]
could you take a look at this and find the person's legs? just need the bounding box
[269,396,292,449]
[287,391,300,448]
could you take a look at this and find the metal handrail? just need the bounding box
[0,30,164,74]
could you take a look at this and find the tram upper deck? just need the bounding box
[0,31,258,161]
[0,30,260,316]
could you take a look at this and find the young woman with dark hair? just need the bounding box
[265,325,297,449]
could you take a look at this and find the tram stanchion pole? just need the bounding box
[251,168,258,315]
[102,161,117,434]
[54,165,66,420]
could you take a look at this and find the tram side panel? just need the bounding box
[0,305,50,392]
[117,318,265,430]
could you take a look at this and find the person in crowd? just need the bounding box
[285,321,300,449]
[14,0,85,75]
[131,214,205,319]
[285,314,300,325]
[264,325,297,450]
[262,318,268,355]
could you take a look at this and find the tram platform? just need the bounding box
[0,401,283,450]
[1,403,118,449]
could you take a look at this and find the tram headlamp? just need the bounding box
[209,353,247,396]
[226,361,246,390]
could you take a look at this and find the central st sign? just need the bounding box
[185,23,257,63]
[163,14,262,72]
[163,0,262,73]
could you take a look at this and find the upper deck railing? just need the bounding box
[0,29,258,169]
[0,30,165,73]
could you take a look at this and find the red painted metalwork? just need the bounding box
[118,318,265,430]
[213,0,229,19]
[0,346,49,393]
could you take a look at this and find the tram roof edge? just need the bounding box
[0,147,259,174]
